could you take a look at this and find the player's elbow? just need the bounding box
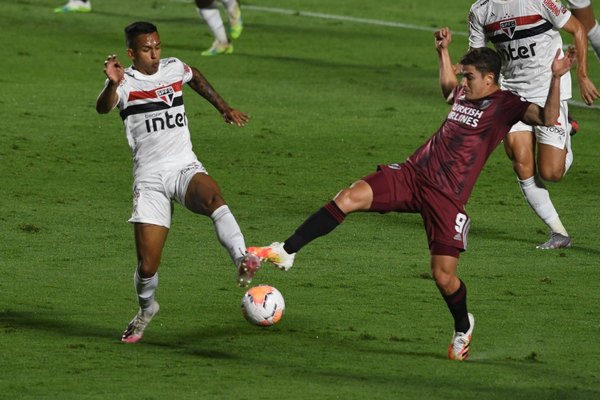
[96,100,114,114]
[540,110,559,127]
[440,84,454,103]
[96,104,108,114]
[542,115,558,127]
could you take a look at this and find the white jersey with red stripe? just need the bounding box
[468,0,572,100]
[110,57,197,177]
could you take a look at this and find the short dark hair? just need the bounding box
[124,21,158,48]
[460,47,502,84]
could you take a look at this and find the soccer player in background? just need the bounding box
[195,0,243,56]
[249,27,575,361]
[568,0,600,59]
[54,0,91,13]
[96,21,260,343]
[468,0,599,249]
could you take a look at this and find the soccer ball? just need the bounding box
[241,285,285,326]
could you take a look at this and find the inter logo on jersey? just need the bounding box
[156,86,175,106]
[500,19,516,38]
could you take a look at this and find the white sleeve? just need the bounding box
[180,59,194,84]
[567,0,591,10]
[113,78,126,110]
[540,0,572,29]
[468,8,487,49]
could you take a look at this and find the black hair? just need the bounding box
[460,47,502,84]
[124,21,158,48]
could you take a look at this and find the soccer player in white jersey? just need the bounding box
[195,0,243,56]
[568,0,600,59]
[54,0,91,13]
[469,0,599,249]
[96,21,260,343]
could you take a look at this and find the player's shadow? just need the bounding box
[0,309,116,340]
[0,309,244,359]
[144,324,286,358]
[473,225,600,256]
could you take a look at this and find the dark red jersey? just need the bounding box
[406,86,530,204]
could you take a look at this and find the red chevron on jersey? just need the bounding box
[484,15,542,34]
[127,81,183,104]
[112,57,196,176]
[468,0,572,99]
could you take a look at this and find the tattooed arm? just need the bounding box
[187,66,249,126]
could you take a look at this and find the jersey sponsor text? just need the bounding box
[144,110,187,133]
[447,104,483,128]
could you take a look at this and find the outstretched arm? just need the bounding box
[435,27,459,102]
[523,48,576,126]
[187,66,249,127]
[562,15,599,105]
[96,55,124,114]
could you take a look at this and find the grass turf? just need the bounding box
[1,0,600,398]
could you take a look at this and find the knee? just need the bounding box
[512,159,534,179]
[333,181,372,213]
[137,258,159,278]
[187,188,224,216]
[539,171,563,183]
[334,187,363,213]
[431,268,457,294]
[538,167,564,183]
[202,191,224,211]
[432,270,450,290]
[334,188,353,206]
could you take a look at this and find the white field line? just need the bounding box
[242,4,467,35]
[176,1,600,109]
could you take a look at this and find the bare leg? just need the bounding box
[504,131,569,238]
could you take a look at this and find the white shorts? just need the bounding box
[128,161,208,228]
[509,99,573,173]
[509,99,571,150]
[567,0,591,9]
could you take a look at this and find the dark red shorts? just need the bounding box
[362,163,470,257]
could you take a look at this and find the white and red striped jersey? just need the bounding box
[109,57,196,177]
[468,0,572,100]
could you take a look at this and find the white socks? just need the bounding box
[197,2,228,44]
[588,22,600,59]
[131,205,244,313]
[134,270,158,315]
[220,0,241,21]
[518,176,568,236]
[211,205,246,265]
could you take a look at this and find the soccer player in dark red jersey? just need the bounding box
[249,27,575,361]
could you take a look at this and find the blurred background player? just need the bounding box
[54,0,91,13]
[96,21,259,343]
[568,0,600,59]
[469,0,599,249]
[195,0,243,56]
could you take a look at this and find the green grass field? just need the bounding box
[1,0,600,398]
